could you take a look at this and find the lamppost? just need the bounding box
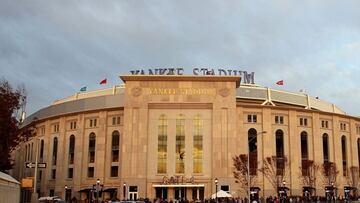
[96,179,100,202]
[282,181,286,201]
[64,185,68,202]
[123,182,126,200]
[30,117,40,203]
[214,178,218,203]
[247,131,267,203]
[331,182,337,203]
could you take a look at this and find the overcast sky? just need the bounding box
[1,0,360,116]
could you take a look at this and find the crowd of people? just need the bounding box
[72,195,360,203]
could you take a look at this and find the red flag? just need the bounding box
[100,79,107,85]
[276,80,284,85]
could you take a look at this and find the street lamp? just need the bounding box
[96,179,100,202]
[247,131,266,203]
[123,182,126,200]
[214,178,218,203]
[64,185,68,202]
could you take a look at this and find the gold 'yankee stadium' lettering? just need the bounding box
[148,88,216,95]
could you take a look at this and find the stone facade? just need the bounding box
[11,75,360,202]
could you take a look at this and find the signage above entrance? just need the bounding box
[162,175,195,185]
[129,68,255,84]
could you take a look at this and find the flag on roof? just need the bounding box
[276,80,284,85]
[100,78,107,85]
[80,86,87,92]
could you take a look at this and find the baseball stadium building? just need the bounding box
[10,75,360,202]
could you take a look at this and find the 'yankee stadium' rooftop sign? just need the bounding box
[130,68,255,84]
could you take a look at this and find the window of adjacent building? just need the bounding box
[88,167,94,178]
[340,122,347,131]
[51,169,56,179]
[68,168,73,179]
[69,135,75,164]
[247,114,257,123]
[157,115,167,174]
[193,115,203,173]
[275,116,284,124]
[300,118,308,126]
[40,127,45,135]
[112,131,120,162]
[110,166,118,177]
[88,133,96,163]
[248,128,257,175]
[341,136,347,176]
[322,134,329,163]
[276,129,285,175]
[301,131,309,176]
[321,120,329,129]
[112,116,121,125]
[176,114,185,174]
[53,124,59,133]
[89,119,97,128]
[52,137,58,165]
[40,140,44,161]
[70,121,77,130]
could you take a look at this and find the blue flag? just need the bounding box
[80,86,87,92]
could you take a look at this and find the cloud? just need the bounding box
[0,0,360,115]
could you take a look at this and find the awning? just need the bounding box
[78,188,92,193]
[152,184,205,188]
[103,188,118,192]
[303,186,315,191]
[250,187,261,191]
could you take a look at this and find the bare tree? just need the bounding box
[233,154,257,197]
[346,166,359,193]
[0,79,32,171]
[299,160,320,194]
[320,162,339,187]
[259,156,289,192]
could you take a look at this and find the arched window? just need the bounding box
[248,128,257,175]
[193,115,203,173]
[342,136,347,176]
[112,131,120,162]
[40,140,44,161]
[157,115,167,174]
[301,131,309,176]
[88,133,96,163]
[322,134,329,163]
[52,137,58,165]
[176,114,185,174]
[69,135,75,164]
[276,129,284,175]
